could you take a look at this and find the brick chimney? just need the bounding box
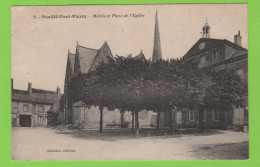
[234,30,242,46]
[28,82,32,94]
[57,86,61,96]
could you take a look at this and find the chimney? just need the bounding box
[57,86,61,96]
[234,30,242,46]
[11,78,13,91]
[28,83,32,94]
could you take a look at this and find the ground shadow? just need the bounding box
[190,141,249,160]
[52,126,226,141]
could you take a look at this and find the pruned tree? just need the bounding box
[203,69,247,129]
[69,55,246,136]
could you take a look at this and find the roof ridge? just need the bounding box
[32,88,55,91]
[202,38,224,41]
[13,89,27,91]
[12,89,28,94]
[78,45,98,51]
[32,88,57,94]
[223,39,248,51]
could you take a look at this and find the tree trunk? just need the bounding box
[220,108,227,130]
[169,109,173,132]
[135,111,140,137]
[198,107,204,131]
[99,106,103,133]
[131,111,135,131]
[172,109,177,135]
[120,110,125,128]
[157,111,161,130]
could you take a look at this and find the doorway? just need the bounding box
[233,107,244,125]
[175,112,182,125]
[19,115,31,127]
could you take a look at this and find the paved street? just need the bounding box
[12,127,248,160]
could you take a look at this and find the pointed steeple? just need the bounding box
[152,9,162,63]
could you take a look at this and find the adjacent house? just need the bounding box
[11,79,63,127]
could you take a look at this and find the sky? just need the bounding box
[11,4,247,93]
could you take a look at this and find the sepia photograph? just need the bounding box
[11,4,248,160]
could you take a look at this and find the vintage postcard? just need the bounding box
[11,4,248,160]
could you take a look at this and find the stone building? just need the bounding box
[63,41,157,129]
[11,79,63,127]
[62,10,163,129]
[179,20,248,129]
[63,41,114,126]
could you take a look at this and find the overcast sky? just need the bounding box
[11,4,247,93]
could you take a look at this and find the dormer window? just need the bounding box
[236,68,244,78]
[212,49,220,59]
[200,55,206,64]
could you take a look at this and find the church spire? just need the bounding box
[152,9,162,63]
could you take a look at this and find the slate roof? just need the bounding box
[32,88,56,94]
[12,92,54,104]
[183,38,247,59]
[134,51,146,60]
[72,41,113,75]
[12,89,61,105]
[227,50,248,60]
[77,45,99,73]
[65,41,114,84]
[89,41,113,71]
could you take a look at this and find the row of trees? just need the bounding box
[68,57,246,136]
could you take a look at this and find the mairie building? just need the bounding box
[179,20,248,129]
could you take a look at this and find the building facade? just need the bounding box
[11,79,63,127]
[63,40,157,129]
[63,41,114,125]
[179,21,248,129]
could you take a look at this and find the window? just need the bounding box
[23,105,28,112]
[12,102,18,113]
[200,55,206,64]
[189,110,195,121]
[213,110,220,121]
[236,68,244,78]
[12,102,18,109]
[175,112,182,125]
[212,49,220,59]
[203,110,207,121]
[38,105,44,113]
